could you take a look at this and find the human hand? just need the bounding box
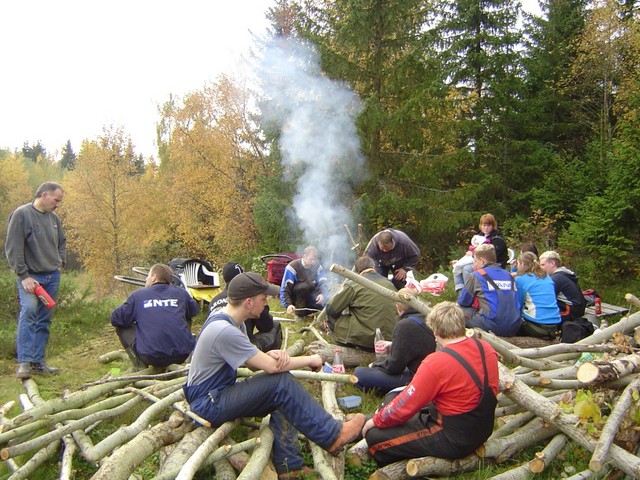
[362,418,376,437]
[286,305,296,315]
[267,350,290,369]
[21,277,38,294]
[315,294,325,305]
[394,268,407,281]
[308,354,323,372]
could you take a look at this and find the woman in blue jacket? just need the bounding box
[515,252,561,339]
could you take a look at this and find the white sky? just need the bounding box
[1,0,541,161]
[0,0,276,160]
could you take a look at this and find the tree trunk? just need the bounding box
[306,342,376,368]
[236,417,274,480]
[91,412,194,480]
[589,375,640,472]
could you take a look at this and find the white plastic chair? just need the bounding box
[179,260,220,288]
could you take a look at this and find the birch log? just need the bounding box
[236,417,274,480]
[499,363,640,477]
[576,354,640,384]
[91,412,194,480]
[329,263,431,316]
[589,375,640,472]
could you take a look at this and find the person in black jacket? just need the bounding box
[477,213,509,269]
[111,263,199,370]
[354,288,436,393]
[539,251,586,321]
[210,262,282,352]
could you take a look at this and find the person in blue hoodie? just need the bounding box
[111,263,199,369]
[515,252,561,339]
[457,244,521,336]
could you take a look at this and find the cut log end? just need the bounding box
[589,459,603,472]
[406,460,418,477]
[1,448,9,460]
[529,457,546,473]
[576,362,600,384]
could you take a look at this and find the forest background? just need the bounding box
[1,0,639,297]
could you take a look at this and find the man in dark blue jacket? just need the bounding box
[111,263,199,369]
[457,244,521,336]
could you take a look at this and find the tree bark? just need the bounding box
[329,263,431,316]
[369,460,411,480]
[528,433,567,473]
[236,417,274,480]
[499,363,640,477]
[98,350,129,364]
[91,412,194,480]
[175,420,241,480]
[405,455,479,477]
[306,342,376,367]
[576,354,640,384]
[236,367,357,384]
[589,375,640,472]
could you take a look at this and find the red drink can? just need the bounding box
[594,297,602,315]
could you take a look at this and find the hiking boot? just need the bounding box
[16,362,32,379]
[278,466,316,479]
[327,413,366,456]
[30,363,60,375]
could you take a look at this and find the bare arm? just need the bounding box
[245,351,323,374]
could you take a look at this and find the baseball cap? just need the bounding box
[222,262,244,283]
[228,272,280,300]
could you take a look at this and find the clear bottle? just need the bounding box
[332,350,345,374]
[374,328,387,362]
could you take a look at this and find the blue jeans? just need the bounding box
[16,271,60,364]
[354,366,414,394]
[188,372,342,474]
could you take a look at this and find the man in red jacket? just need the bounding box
[363,301,498,466]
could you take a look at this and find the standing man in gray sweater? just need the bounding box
[5,182,66,379]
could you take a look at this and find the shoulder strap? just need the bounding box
[477,268,514,294]
[440,338,489,390]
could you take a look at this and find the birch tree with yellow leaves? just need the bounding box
[61,128,165,294]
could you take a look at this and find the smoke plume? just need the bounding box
[256,37,365,266]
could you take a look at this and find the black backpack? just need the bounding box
[561,317,595,343]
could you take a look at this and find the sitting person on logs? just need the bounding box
[184,272,366,479]
[457,243,521,336]
[539,250,587,322]
[320,255,397,350]
[354,288,436,393]
[362,302,498,466]
[110,263,200,370]
[209,262,282,352]
[477,213,509,269]
[279,246,328,318]
[514,252,561,339]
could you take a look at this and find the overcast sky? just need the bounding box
[0,0,275,159]
[1,0,541,161]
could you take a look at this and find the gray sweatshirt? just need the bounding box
[5,203,66,279]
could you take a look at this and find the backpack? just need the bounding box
[561,317,595,343]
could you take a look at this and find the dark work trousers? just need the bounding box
[185,372,342,475]
[365,339,497,466]
[291,283,323,316]
[115,326,189,369]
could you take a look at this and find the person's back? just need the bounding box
[457,244,521,336]
[515,253,561,327]
[326,257,397,349]
[355,290,436,393]
[111,264,199,368]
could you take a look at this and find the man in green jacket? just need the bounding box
[322,256,397,350]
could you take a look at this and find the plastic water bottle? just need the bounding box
[374,328,387,362]
[332,350,345,374]
[34,284,56,310]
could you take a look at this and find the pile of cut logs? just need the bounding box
[0,264,639,480]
